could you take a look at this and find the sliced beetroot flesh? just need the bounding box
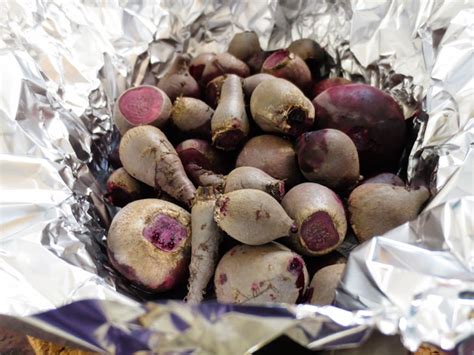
[119,86,163,125]
[287,256,306,302]
[263,50,289,70]
[300,211,339,252]
[214,129,246,150]
[142,214,187,252]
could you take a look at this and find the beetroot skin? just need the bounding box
[362,173,404,186]
[214,243,309,304]
[157,54,200,101]
[313,84,406,174]
[105,167,142,207]
[107,199,191,292]
[310,77,351,100]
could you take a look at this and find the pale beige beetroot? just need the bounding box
[119,126,196,207]
[171,97,213,139]
[281,183,347,256]
[224,166,285,201]
[200,52,250,85]
[236,135,303,186]
[228,31,262,64]
[250,78,315,137]
[211,74,250,151]
[242,73,274,98]
[157,54,200,101]
[348,183,430,242]
[105,167,142,207]
[308,263,346,305]
[186,187,224,304]
[214,243,309,304]
[113,85,172,135]
[361,173,404,186]
[214,189,296,245]
[107,199,191,292]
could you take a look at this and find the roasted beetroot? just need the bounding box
[157,54,200,101]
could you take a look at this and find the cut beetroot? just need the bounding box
[300,211,340,252]
[119,86,164,125]
[143,214,188,252]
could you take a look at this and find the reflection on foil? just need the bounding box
[0,0,473,353]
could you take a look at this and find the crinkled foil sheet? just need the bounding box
[0,0,473,353]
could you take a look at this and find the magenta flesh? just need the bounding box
[118,86,163,124]
[300,211,340,252]
[142,214,188,252]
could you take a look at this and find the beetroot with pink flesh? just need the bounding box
[313,84,406,174]
[119,87,163,124]
[143,214,188,251]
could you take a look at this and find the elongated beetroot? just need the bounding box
[236,135,303,186]
[186,187,224,304]
[310,77,351,99]
[313,84,406,173]
[261,49,312,91]
[281,183,347,256]
[243,73,274,98]
[296,129,360,191]
[189,53,216,82]
[348,183,430,242]
[214,243,309,304]
[307,263,346,305]
[224,166,285,201]
[250,78,314,137]
[107,199,191,292]
[119,126,196,207]
[214,189,297,245]
[157,54,200,101]
[362,173,404,186]
[171,97,213,139]
[105,168,142,207]
[113,85,172,135]
[211,74,249,150]
[288,38,328,80]
[200,53,250,85]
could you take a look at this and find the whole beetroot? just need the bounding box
[236,135,303,187]
[214,243,309,304]
[242,73,274,98]
[200,52,250,85]
[288,38,328,80]
[362,173,404,186]
[296,129,360,191]
[224,166,285,201]
[228,32,262,68]
[189,53,216,82]
[261,50,312,91]
[313,84,406,173]
[250,78,315,137]
[113,85,172,135]
[281,183,347,256]
[214,189,297,245]
[105,168,142,207]
[204,75,226,108]
[157,54,200,101]
[211,74,249,151]
[170,97,213,139]
[348,183,430,242]
[119,126,196,207]
[310,77,351,99]
[307,263,346,305]
[107,199,191,292]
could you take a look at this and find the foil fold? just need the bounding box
[0,0,473,353]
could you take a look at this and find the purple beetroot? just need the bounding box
[189,53,216,82]
[261,49,312,91]
[288,38,328,80]
[105,167,142,207]
[157,54,200,101]
[200,53,250,85]
[310,77,351,99]
[296,129,360,191]
[113,85,172,135]
[107,199,191,292]
[236,135,303,187]
[204,75,226,108]
[281,183,347,256]
[313,84,406,174]
[211,74,250,151]
[214,243,309,304]
[170,97,213,139]
[250,78,315,137]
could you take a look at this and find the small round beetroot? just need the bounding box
[361,173,404,186]
[281,183,347,256]
[107,199,191,292]
[228,31,262,63]
[250,78,315,137]
[313,83,406,174]
[171,97,213,139]
[105,168,142,207]
[242,73,274,98]
[214,243,309,304]
[113,85,172,135]
[157,54,200,101]
[236,135,303,187]
[296,129,360,191]
[189,53,216,82]
[307,263,346,305]
[288,38,328,80]
[310,77,351,99]
[261,49,312,91]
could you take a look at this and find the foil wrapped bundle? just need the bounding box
[0,0,472,353]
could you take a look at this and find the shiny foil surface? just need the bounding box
[0,0,472,353]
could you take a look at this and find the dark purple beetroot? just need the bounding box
[204,75,226,108]
[362,173,405,186]
[105,167,142,207]
[200,53,250,85]
[288,38,328,80]
[296,129,360,191]
[236,135,303,187]
[189,53,216,82]
[157,54,200,101]
[281,183,347,256]
[310,77,351,100]
[313,84,406,174]
[261,49,312,91]
[170,97,213,139]
[108,145,122,169]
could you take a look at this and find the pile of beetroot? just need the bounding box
[104,32,430,305]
